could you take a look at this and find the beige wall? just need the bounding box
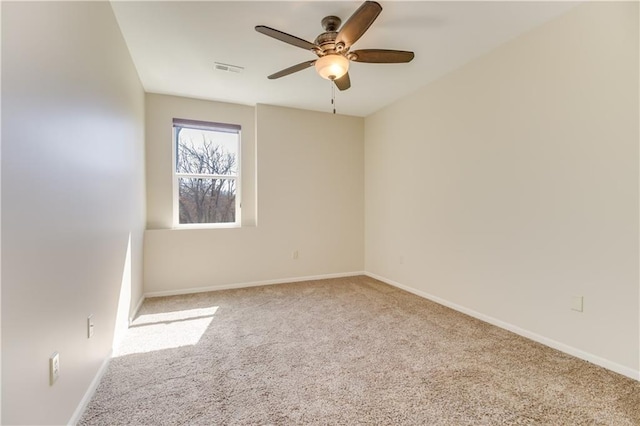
[1,2,146,424]
[144,102,364,294]
[365,2,639,378]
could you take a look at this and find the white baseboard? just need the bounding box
[144,271,366,298]
[365,272,640,382]
[68,350,113,425]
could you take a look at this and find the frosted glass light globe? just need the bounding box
[315,54,349,80]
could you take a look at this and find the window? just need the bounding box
[173,118,241,227]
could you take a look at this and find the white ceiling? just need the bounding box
[110,1,578,117]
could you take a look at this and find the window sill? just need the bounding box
[172,223,241,230]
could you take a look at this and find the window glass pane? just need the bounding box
[178,178,236,224]
[176,127,238,175]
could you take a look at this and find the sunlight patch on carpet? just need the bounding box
[113,307,218,357]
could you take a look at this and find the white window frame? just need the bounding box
[172,118,242,229]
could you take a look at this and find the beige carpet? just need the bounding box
[79,276,640,425]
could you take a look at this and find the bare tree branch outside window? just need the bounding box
[175,125,239,224]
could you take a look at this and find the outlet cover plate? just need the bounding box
[49,352,60,385]
[88,314,95,338]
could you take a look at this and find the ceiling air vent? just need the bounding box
[214,62,244,74]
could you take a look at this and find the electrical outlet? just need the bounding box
[293,250,299,260]
[87,314,95,338]
[49,352,60,385]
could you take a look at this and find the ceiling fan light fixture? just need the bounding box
[315,54,349,80]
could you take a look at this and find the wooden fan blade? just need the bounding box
[334,73,351,91]
[350,49,415,63]
[335,1,382,49]
[255,25,318,51]
[268,60,316,79]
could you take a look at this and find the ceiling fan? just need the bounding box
[255,1,415,91]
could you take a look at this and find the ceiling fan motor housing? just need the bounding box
[315,31,339,55]
[315,16,347,56]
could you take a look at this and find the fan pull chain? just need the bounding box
[331,80,336,114]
